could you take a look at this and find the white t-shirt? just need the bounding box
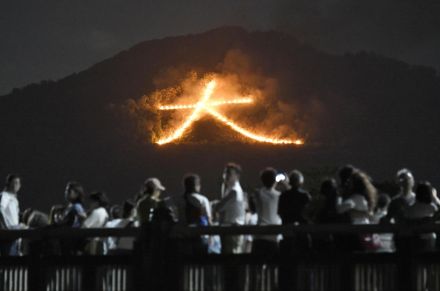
[83,207,109,228]
[217,182,245,225]
[255,187,282,225]
[0,191,20,229]
[254,187,282,241]
[337,194,370,224]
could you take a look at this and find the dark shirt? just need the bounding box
[316,204,348,224]
[386,194,415,223]
[278,188,311,224]
[137,196,176,225]
[61,203,86,227]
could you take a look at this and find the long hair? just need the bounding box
[350,170,377,211]
[66,181,85,205]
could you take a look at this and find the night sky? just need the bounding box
[1,0,439,96]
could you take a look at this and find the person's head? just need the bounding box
[183,173,201,194]
[122,200,135,219]
[49,204,65,224]
[376,193,391,211]
[5,174,21,194]
[89,192,109,209]
[347,170,377,211]
[109,205,122,219]
[260,167,277,189]
[288,170,304,189]
[141,177,165,199]
[223,162,242,188]
[64,181,85,204]
[338,165,355,188]
[320,178,338,203]
[396,168,415,193]
[415,181,434,204]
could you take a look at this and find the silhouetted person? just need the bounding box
[337,170,377,224]
[338,165,356,199]
[316,178,343,224]
[83,192,109,254]
[53,181,87,255]
[314,178,347,251]
[278,170,311,225]
[213,163,246,291]
[136,178,174,225]
[214,162,246,254]
[336,170,380,250]
[59,181,87,227]
[22,208,49,228]
[404,181,438,251]
[0,174,23,256]
[109,205,122,220]
[181,174,211,226]
[106,200,137,255]
[178,174,212,254]
[252,167,281,255]
[386,168,416,223]
[83,192,109,228]
[278,169,312,259]
[21,208,49,255]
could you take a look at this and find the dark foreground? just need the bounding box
[1,224,440,291]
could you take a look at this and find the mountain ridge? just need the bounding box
[1,26,439,210]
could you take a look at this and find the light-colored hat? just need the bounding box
[145,177,166,191]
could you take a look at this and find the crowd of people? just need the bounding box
[1,163,439,256]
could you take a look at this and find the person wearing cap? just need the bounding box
[136,177,172,225]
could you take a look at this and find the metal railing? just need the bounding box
[1,224,440,291]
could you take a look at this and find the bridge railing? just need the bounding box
[1,223,440,291]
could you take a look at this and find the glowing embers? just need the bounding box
[156,79,304,145]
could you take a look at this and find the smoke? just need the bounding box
[120,49,312,144]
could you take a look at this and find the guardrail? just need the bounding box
[0,223,439,291]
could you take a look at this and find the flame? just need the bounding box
[158,97,253,110]
[206,108,303,145]
[155,78,304,145]
[156,79,216,145]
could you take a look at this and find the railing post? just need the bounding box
[82,256,99,291]
[340,253,353,291]
[279,236,297,291]
[28,238,44,291]
[397,249,413,291]
[132,226,152,291]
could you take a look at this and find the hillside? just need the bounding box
[1,26,439,209]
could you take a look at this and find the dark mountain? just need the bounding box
[1,26,439,210]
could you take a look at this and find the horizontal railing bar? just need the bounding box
[0,223,439,240]
[170,223,440,236]
[0,227,141,239]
